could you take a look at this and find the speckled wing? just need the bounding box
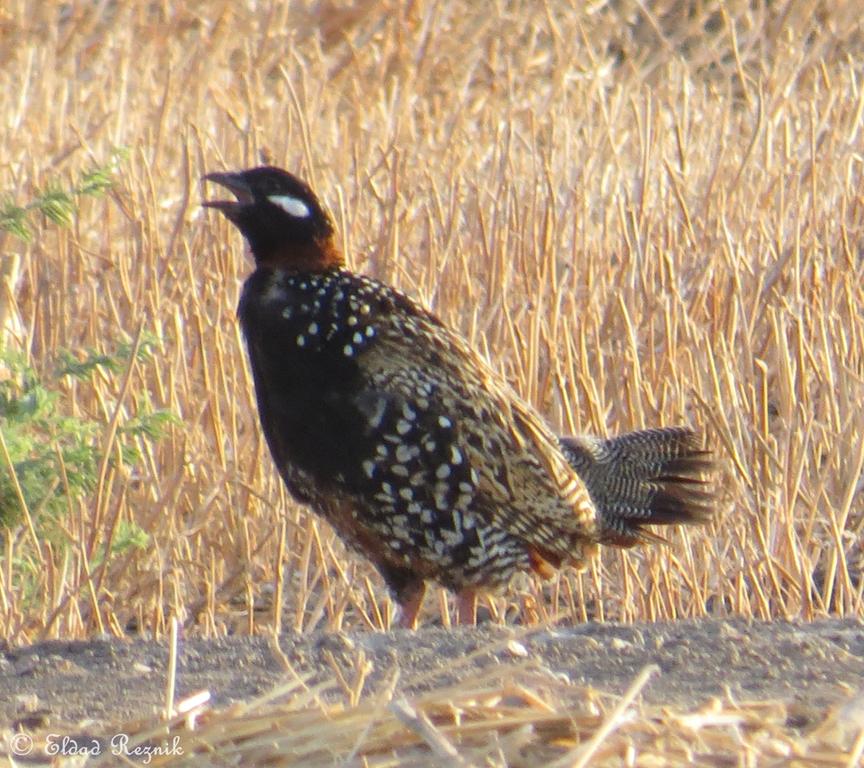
[358,296,601,561]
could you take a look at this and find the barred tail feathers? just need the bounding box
[560,427,714,546]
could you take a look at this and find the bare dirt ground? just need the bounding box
[2,618,862,740]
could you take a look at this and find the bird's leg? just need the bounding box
[379,563,426,630]
[378,565,425,630]
[395,581,426,629]
[456,588,477,626]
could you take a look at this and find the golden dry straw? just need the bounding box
[54,650,864,767]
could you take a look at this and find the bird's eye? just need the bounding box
[268,195,311,218]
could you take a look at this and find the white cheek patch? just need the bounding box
[268,194,311,218]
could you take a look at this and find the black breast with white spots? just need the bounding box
[252,269,382,359]
[238,266,533,590]
[237,269,398,481]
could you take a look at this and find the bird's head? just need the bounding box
[203,166,342,270]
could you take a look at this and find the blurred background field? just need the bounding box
[0,0,863,644]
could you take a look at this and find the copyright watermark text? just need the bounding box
[8,732,184,764]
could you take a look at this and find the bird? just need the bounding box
[203,165,714,629]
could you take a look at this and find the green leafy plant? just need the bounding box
[0,338,174,556]
[0,150,125,242]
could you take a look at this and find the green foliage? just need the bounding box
[0,336,173,561]
[0,148,128,242]
[113,519,150,552]
[0,201,29,241]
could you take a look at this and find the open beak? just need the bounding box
[202,171,253,214]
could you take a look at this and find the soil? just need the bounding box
[2,619,862,738]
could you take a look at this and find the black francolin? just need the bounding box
[204,166,714,628]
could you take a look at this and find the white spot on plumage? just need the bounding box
[399,487,413,500]
[308,322,319,334]
[353,332,363,343]
[362,460,375,478]
[268,194,311,218]
[436,464,451,480]
[264,280,286,303]
[296,334,306,347]
[439,416,452,428]
[396,419,412,435]
[361,397,387,429]
[343,344,354,356]
[347,315,358,326]
[450,446,463,465]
